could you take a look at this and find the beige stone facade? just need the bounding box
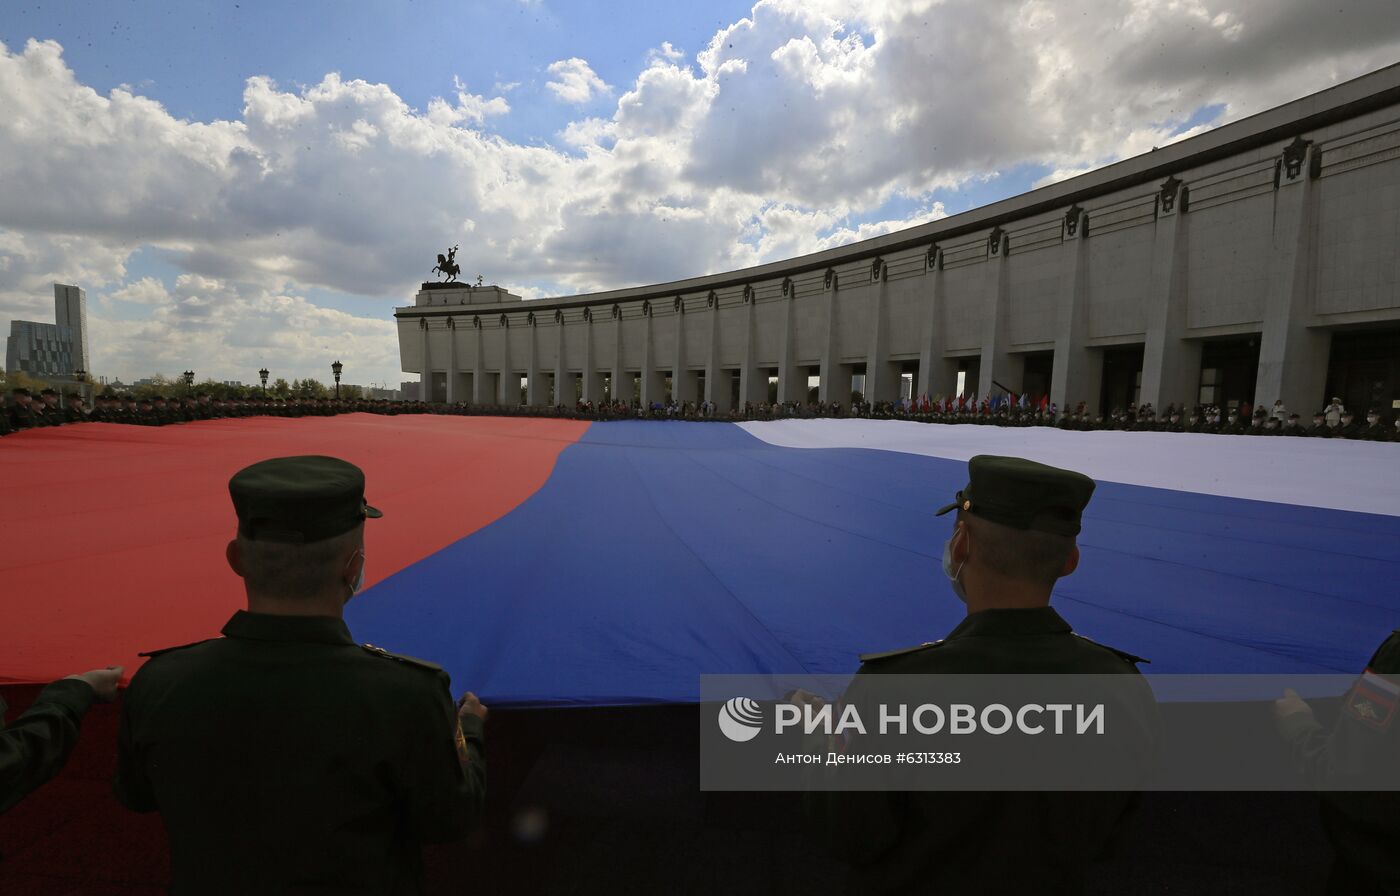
[397,63,1400,417]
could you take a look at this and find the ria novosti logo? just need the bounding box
[717,696,764,742]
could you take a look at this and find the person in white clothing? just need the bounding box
[1324,397,1345,428]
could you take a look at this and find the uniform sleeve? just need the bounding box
[0,678,95,815]
[402,673,486,843]
[1279,634,1400,791]
[112,677,157,813]
[800,668,904,865]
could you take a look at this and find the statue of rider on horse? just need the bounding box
[432,245,462,283]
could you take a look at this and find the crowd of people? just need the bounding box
[4,385,1397,441]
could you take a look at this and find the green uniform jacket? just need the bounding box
[1277,630,1400,894]
[0,679,95,815]
[806,607,1155,896]
[114,611,485,895]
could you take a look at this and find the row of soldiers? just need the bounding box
[1,388,436,434]
[6,386,1399,441]
[856,400,1400,440]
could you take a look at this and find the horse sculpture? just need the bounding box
[432,245,462,282]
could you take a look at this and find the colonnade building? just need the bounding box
[397,63,1400,419]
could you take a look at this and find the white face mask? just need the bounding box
[941,529,968,604]
[347,552,365,597]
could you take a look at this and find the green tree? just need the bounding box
[292,378,329,398]
[271,378,291,398]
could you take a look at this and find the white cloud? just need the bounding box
[2,2,1399,384]
[545,57,611,104]
[89,276,400,389]
[108,276,170,305]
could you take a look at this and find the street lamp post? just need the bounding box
[332,360,343,399]
[183,370,195,396]
[259,367,269,396]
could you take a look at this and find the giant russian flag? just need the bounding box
[3,417,1397,706]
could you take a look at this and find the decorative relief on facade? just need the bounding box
[824,268,837,289]
[1065,205,1083,237]
[674,296,684,313]
[706,290,717,308]
[611,304,621,319]
[554,309,564,324]
[499,313,509,328]
[526,311,536,327]
[926,244,941,270]
[870,257,884,282]
[581,307,592,322]
[641,300,651,317]
[1159,176,1182,214]
[472,315,481,329]
[782,277,792,297]
[742,284,754,303]
[988,227,1005,256]
[1282,135,1313,180]
[445,316,455,330]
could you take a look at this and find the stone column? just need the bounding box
[1050,207,1101,413]
[554,310,577,407]
[580,308,602,403]
[1140,176,1199,411]
[916,246,957,400]
[497,314,515,405]
[818,270,849,403]
[776,279,801,403]
[418,318,431,402]
[611,306,634,404]
[445,317,459,403]
[472,317,488,404]
[865,258,901,402]
[977,228,1017,401]
[672,297,698,406]
[639,302,664,407]
[703,292,731,412]
[526,314,545,406]
[1255,137,1327,415]
[738,286,765,408]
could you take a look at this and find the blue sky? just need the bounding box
[2,0,1397,386]
[3,1,752,141]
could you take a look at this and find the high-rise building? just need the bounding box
[5,283,90,377]
[53,284,89,373]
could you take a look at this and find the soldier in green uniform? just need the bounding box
[62,392,87,423]
[1360,410,1389,441]
[804,456,1155,896]
[7,388,38,429]
[38,388,64,425]
[2,666,123,814]
[1275,630,1400,894]
[114,456,487,894]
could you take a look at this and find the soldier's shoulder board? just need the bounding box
[138,638,217,659]
[859,641,944,664]
[1073,633,1149,666]
[359,643,444,673]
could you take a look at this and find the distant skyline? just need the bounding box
[2,0,1399,386]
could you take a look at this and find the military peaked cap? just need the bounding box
[935,455,1095,536]
[230,455,382,543]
